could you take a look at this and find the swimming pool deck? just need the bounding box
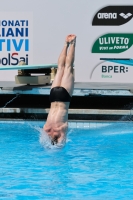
[0,81,133,96]
[0,81,133,121]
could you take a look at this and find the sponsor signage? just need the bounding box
[91,5,133,83]
[91,33,133,53]
[92,6,133,26]
[0,12,33,66]
[90,59,133,82]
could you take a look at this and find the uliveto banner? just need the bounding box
[92,33,133,53]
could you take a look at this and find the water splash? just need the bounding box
[2,93,20,108]
[32,125,73,149]
[39,128,56,149]
[27,122,74,149]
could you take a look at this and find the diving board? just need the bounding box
[0,63,58,70]
[0,62,58,85]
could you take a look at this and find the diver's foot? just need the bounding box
[69,34,76,46]
[65,35,71,47]
[65,34,76,47]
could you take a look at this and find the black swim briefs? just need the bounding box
[49,86,71,103]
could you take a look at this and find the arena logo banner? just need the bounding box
[0,12,33,66]
[92,6,133,26]
[91,33,133,53]
[90,58,133,82]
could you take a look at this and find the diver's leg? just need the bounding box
[51,38,69,89]
[61,35,76,96]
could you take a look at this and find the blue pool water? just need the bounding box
[0,121,133,200]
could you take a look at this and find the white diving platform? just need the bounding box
[0,62,58,85]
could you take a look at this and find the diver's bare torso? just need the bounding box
[44,101,69,133]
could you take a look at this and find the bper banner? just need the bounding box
[90,59,133,82]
